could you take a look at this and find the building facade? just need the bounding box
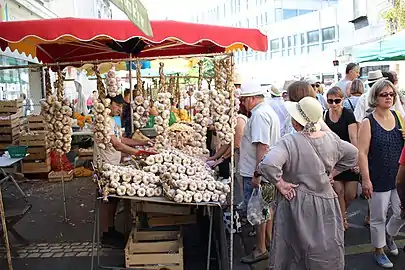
[190,0,393,85]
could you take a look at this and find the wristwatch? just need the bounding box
[254,170,262,178]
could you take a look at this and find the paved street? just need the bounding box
[2,180,405,269]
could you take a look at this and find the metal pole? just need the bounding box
[0,53,233,71]
[0,187,13,270]
[128,55,134,135]
[229,54,235,270]
[60,155,68,222]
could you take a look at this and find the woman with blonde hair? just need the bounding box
[257,96,358,269]
[358,79,405,268]
[344,79,364,111]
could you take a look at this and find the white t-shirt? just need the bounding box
[93,116,122,165]
[239,102,281,177]
[353,91,405,122]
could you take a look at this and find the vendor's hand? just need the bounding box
[146,140,154,146]
[275,179,298,201]
[362,180,373,199]
[206,156,215,162]
[210,158,224,168]
[329,176,335,185]
[252,176,261,188]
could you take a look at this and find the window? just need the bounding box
[307,30,319,44]
[300,33,305,45]
[264,11,268,24]
[298,9,313,16]
[308,44,320,53]
[275,8,282,22]
[283,9,298,20]
[281,37,285,49]
[256,15,259,27]
[294,35,299,46]
[287,36,292,48]
[246,18,250,27]
[322,27,335,42]
[270,39,280,51]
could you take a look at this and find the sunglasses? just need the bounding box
[379,92,396,98]
[311,83,320,88]
[327,98,342,104]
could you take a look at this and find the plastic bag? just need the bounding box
[247,187,266,226]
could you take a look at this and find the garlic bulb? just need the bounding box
[96,161,163,199]
[41,93,73,155]
[154,92,172,151]
[145,149,231,204]
[105,68,120,97]
[133,96,150,129]
[92,98,112,149]
[211,59,239,146]
[192,89,210,155]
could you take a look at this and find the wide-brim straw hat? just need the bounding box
[365,70,387,85]
[284,96,323,132]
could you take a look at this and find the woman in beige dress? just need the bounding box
[256,96,358,269]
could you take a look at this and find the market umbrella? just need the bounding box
[0,17,268,68]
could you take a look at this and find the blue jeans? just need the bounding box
[243,176,253,209]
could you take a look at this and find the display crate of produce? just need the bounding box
[77,148,93,160]
[27,115,45,130]
[20,131,46,146]
[22,156,51,174]
[0,99,23,113]
[125,229,183,270]
[25,146,50,161]
[48,170,74,182]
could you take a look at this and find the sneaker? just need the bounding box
[101,230,125,248]
[374,253,393,268]
[386,233,399,256]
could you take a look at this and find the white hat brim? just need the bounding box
[284,101,321,132]
[240,90,264,97]
[366,77,387,85]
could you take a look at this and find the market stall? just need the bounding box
[0,17,268,270]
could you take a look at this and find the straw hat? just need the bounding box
[234,72,243,85]
[284,97,323,132]
[269,85,282,97]
[240,80,265,97]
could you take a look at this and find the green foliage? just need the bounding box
[384,0,405,33]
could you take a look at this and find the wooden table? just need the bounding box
[90,194,229,270]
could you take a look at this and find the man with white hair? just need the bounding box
[239,80,280,264]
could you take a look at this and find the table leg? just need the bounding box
[90,197,98,270]
[2,168,26,199]
[206,206,213,270]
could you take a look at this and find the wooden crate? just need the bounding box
[0,112,21,127]
[48,170,74,182]
[125,229,183,270]
[27,115,45,130]
[0,99,23,113]
[25,147,49,161]
[147,214,196,227]
[22,156,51,173]
[140,202,192,216]
[20,132,46,146]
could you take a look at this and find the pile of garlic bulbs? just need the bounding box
[92,98,112,150]
[143,149,230,204]
[154,92,172,151]
[133,96,150,129]
[100,163,162,198]
[105,69,120,97]
[41,96,73,154]
[192,89,210,154]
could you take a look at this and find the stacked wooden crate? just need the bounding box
[19,115,51,175]
[0,99,23,153]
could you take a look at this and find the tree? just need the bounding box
[201,58,215,89]
[384,0,405,33]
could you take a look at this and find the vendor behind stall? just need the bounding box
[122,88,132,137]
[94,94,152,247]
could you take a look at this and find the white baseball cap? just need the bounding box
[239,80,265,97]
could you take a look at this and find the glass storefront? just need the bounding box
[0,56,29,100]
